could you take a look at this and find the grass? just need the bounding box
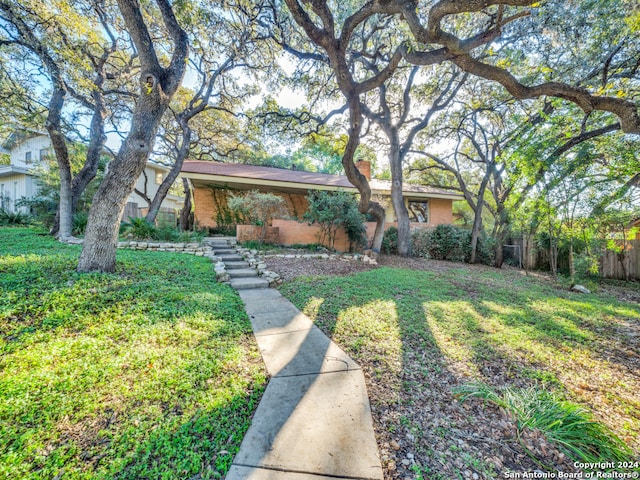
[278,266,640,465]
[0,227,266,480]
[454,382,632,465]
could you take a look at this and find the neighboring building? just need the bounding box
[0,130,50,213]
[1,130,184,222]
[123,163,185,223]
[181,160,462,250]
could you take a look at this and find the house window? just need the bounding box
[25,151,32,164]
[40,149,49,161]
[155,171,163,185]
[408,201,429,223]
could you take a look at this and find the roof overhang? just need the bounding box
[0,165,30,178]
[184,171,462,201]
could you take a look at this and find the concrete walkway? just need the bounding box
[226,288,383,480]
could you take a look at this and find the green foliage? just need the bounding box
[15,197,57,229]
[228,190,286,243]
[0,228,266,479]
[304,191,366,250]
[72,211,88,236]
[0,209,32,226]
[238,240,280,251]
[381,226,398,254]
[454,383,633,464]
[411,225,472,262]
[121,217,204,242]
[228,190,286,226]
[476,231,497,266]
[121,217,156,240]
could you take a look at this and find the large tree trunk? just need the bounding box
[45,87,74,240]
[389,139,411,257]
[341,100,386,254]
[146,124,191,224]
[470,169,492,264]
[179,178,192,231]
[78,0,188,272]
[78,82,170,272]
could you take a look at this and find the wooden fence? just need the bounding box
[600,240,640,281]
[509,237,640,281]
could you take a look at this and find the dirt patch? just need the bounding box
[264,256,377,281]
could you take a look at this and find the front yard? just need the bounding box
[0,228,266,479]
[275,257,640,479]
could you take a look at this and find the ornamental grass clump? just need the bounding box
[453,382,633,465]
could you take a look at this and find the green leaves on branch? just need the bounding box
[304,191,366,250]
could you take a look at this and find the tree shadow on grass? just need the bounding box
[278,266,639,477]
[1,243,267,480]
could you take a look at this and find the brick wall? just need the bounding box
[193,186,218,228]
[193,185,309,228]
[272,219,380,252]
[237,225,280,244]
[192,185,455,250]
[428,198,453,225]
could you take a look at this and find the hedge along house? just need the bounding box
[181,160,462,251]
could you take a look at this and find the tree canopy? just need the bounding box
[0,0,638,272]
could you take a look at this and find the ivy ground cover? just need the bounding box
[0,228,266,479]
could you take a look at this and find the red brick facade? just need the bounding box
[193,184,456,252]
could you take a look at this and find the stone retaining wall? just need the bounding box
[65,238,375,288]
[116,241,210,255]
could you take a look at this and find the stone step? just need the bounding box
[230,277,269,290]
[219,254,244,261]
[225,261,252,269]
[228,268,260,278]
[213,248,237,254]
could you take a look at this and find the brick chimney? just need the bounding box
[355,160,371,180]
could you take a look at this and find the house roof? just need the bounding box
[181,160,462,201]
[2,129,48,151]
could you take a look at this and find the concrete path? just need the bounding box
[226,288,383,480]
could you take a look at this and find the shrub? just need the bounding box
[72,211,89,235]
[154,224,180,241]
[121,217,156,239]
[411,228,432,258]
[454,382,632,465]
[16,197,56,228]
[381,226,398,254]
[177,228,205,243]
[0,209,32,226]
[429,224,471,261]
[411,224,472,262]
[304,191,366,251]
[228,191,287,243]
[476,231,497,265]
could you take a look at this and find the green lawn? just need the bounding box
[279,266,640,472]
[0,228,266,480]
